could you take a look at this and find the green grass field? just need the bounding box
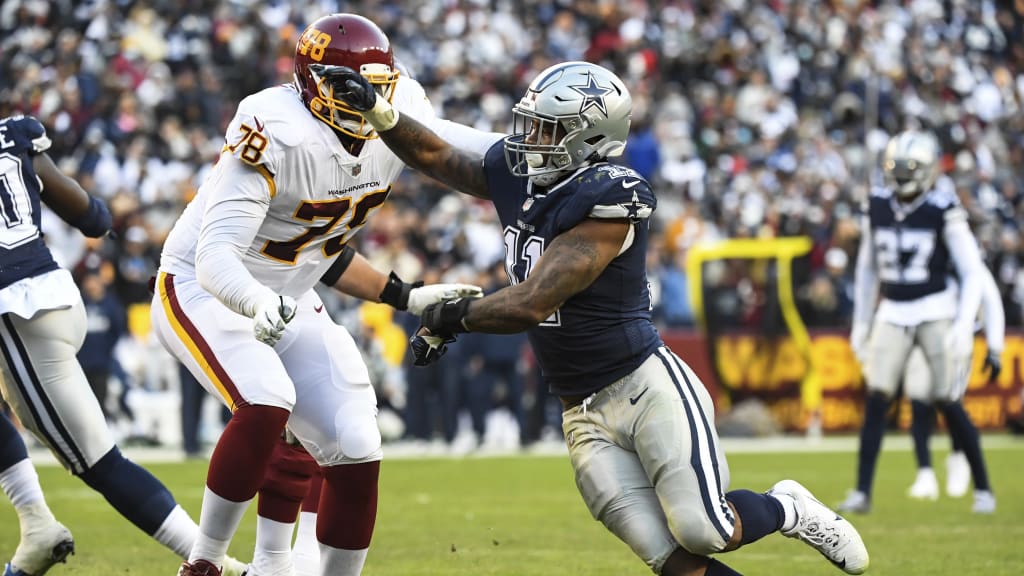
[2,439,1023,575]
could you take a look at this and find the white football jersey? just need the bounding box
[160,77,436,298]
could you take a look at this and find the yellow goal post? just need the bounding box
[685,236,823,429]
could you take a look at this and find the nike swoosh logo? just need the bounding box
[622,179,642,189]
[313,304,323,313]
[629,388,649,405]
[254,116,265,132]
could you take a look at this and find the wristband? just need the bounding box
[421,298,472,335]
[71,196,112,238]
[364,98,399,132]
[379,271,422,310]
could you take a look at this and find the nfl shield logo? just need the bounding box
[351,164,362,176]
[522,197,534,211]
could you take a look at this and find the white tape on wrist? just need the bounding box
[366,98,399,131]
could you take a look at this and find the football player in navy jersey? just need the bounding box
[330,61,869,576]
[0,115,247,576]
[839,129,994,514]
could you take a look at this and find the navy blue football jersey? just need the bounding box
[865,185,961,301]
[0,115,60,289]
[483,142,662,397]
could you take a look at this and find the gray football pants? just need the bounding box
[562,347,734,574]
[0,301,115,474]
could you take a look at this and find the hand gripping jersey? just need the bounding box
[0,115,60,290]
[484,143,662,397]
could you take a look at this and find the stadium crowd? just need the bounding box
[1,0,1022,450]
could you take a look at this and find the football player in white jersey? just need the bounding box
[150,14,500,576]
[903,261,1002,511]
[839,130,993,514]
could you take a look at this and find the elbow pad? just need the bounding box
[71,196,112,238]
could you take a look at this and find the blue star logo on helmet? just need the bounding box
[570,73,615,116]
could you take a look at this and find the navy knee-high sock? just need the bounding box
[705,558,743,575]
[0,413,29,472]
[857,392,891,496]
[79,446,177,535]
[909,400,934,469]
[940,402,990,491]
[949,421,963,453]
[726,489,784,546]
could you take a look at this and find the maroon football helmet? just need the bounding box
[294,14,399,139]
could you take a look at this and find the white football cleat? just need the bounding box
[6,511,74,576]
[770,480,869,575]
[907,468,939,501]
[945,452,970,498]
[222,557,249,576]
[836,489,871,515]
[972,490,996,514]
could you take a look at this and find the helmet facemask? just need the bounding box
[505,106,578,186]
[882,131,940,201]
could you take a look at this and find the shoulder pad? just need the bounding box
[869,185,892,200]
[926,187,961,210]
[555,164,656,230]
[1,115,51,154]
[225,87,308,172]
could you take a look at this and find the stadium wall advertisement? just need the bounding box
[660,330,1024,433]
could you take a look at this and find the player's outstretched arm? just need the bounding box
[320,247,482,315]
[318,64,490,199]
[34,152,111,238]
[421,218,629,335]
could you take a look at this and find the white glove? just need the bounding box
[406,284,484,315]
[253,293,297,347]
[849,322,870,366]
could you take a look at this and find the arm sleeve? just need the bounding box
[430,119,506,157]
[979,266,1005,353]
[851,215,878,330]
[943,216,984,332]
[194,155,278,318]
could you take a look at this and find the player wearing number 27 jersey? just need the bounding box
[839,129,993,515]
[153,14,499,576]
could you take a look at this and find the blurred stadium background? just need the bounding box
[1,0,1022,451]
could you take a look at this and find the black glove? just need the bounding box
[410,329,457,367]
[308,64,376,111]
[982,349,1002,383]
[421,298,473,335]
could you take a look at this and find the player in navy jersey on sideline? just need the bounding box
[839,129,995,515]
[0,114,247,576]
[329,61,869,576]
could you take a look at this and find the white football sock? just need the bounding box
[768,492,798,532]
[153,504,200,558]
[0,458,50,517]
[318,544,367,576]
[252,515,295,574]
[292,512,319,576]
[188,487,252,564]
